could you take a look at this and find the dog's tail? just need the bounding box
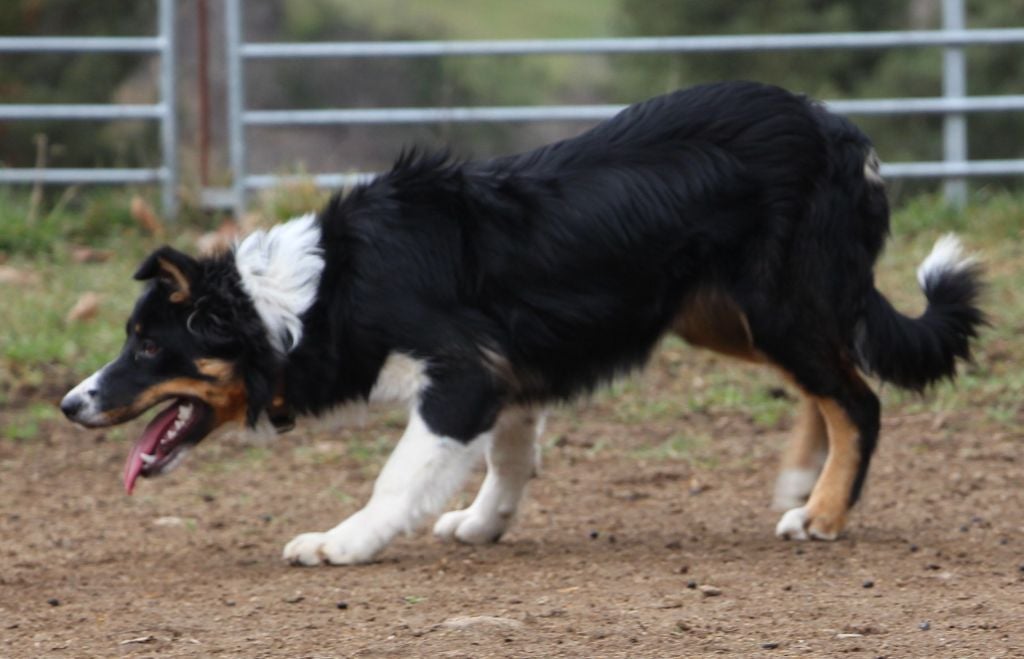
[855,234,985,390]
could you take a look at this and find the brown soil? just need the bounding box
[2,356,1022,658]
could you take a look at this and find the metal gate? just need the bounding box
[0,0,178,215]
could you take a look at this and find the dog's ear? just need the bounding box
[134,246,199,304]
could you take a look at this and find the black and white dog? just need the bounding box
[61,82,984,565]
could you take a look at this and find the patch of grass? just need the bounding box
[630,432,709,461]
[329,488,355,505]
[345,433,394,466]
[2,402,60,441]
[0,187,149,256]
[0,188,219,394]
[254,177,331,228]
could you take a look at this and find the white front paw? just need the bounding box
[774,505,842,542]
[775,506,810,540]
[282,525,385,566]
[283,532,333,566]
[433,508,510,544]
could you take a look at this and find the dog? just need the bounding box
[61,81,984,564]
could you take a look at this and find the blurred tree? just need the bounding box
[0,1,158,169]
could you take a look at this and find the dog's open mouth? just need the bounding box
[123,398,213,494]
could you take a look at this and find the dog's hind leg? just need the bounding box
[772,394,828,511]
[433,406,544,544]
[283,409,486,566]
[775,368,880,541]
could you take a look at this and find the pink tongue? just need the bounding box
[123,402,181,495]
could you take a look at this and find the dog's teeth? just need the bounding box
[178,403,193,421]
[140,453,157,465]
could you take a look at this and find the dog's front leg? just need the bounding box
[283,410,484,566]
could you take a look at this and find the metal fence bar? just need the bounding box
[241,29,1024,58]
[243,95,1024,127]
[0,36,162,53]
[942,0,968,205]
[0,104,164,120]
[158,0,178,217]
[827,95,1024,115]
[883,159,1024,178]
[225,0,247,219]
[0,168,165,184]
[245,173,374,190]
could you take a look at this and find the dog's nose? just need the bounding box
[60,393,84,420]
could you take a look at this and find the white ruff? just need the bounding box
[234,212,324,353]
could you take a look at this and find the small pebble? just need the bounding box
[686,580,697,589]
[589,530,599,540]
[284,594,304,604]
[260,514,273,523]
[959,525,969,533]
[782,585,792,591]
[926,563,942,571]
[794,547,805,555]
[677,565,689,574]
[762,642,779,650]
[862,580,875,589]
[1018,564,1024,573]
[608,534,616,544]
[47,598,60,607]
[698,585,721,597]
[919,621,931,631]
[909,544,919,553]
[336,601,349,610]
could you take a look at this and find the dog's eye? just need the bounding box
[137,339,160,359]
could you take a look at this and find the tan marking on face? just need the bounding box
[673,289,760,363]
[195,358,236,382]
[157,257,191,303]
[133,323,143,335]
[98,369,248,428]
[800,396,861,538]
[781,394,829,472]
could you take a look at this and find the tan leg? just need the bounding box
[776,396,862,540]
[772,394,828,510]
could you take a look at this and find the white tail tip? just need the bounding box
[916,233,977,290]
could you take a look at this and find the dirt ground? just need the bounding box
[2,354,1023,658]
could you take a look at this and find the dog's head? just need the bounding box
[61,245,281,494]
